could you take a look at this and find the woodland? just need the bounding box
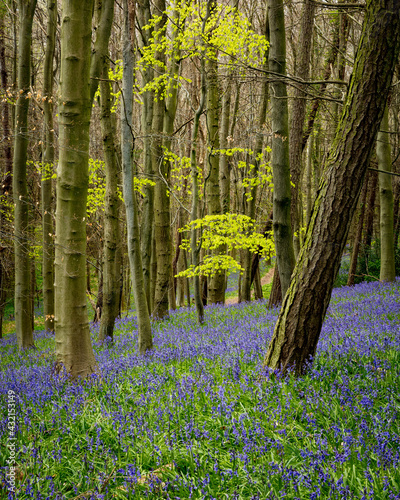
[1,0,400,498]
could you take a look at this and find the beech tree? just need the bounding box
[55,0,96,377]
[13,0,37,348]
[264,0,400,375]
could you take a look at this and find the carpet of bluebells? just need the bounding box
[1,279,400,499]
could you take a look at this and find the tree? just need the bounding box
[268,0,295,299]
[263,0,400,375]
[377,106,396,282]
[13,0,37,349]
[42,0,56,332]
[98,61,120,342]
[55,0,96,377]
[121,0,153,353]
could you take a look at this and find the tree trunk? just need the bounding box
[268,0,295,298]
[347,174,368,286]
[205,9,225,305]
[55,0,96,377]
[13,0,37,349]
[99,62,120,341]
[42,0,56,332]
[264,0,400,375]
[152,0,170,319]
[289,0,315,257]
[0,12,13,339]
[240,14,270,303]
[362,169,378,270]
[137,0,155,315]
[121,0,152,353]
[377,106,396,281]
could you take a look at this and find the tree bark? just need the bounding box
[377,106,396,281]
[55,0,96,377]
[137,0,155,315]
[121,0,152,353]
[289,0,315,257]
[99,62,120,341]
[13,0,37,349]
[268,0,295,298]
[42,0,56,332]
[205,2,225,305]
[347,174,368,286]
[152,0,170,319]
[264,0,400,375]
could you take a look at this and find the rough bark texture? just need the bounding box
[377,106,396,281]
[55,0,96,377]
[121,0,152,352]
[42,0,56,332]
[99,62,120,341]
[13,0,37,349]
[289,0,315,257]
[268,0,295,298]
[264,0,400,375]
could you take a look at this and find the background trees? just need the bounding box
[0,0,399,376]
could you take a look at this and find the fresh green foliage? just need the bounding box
[136,0,268,100]
[177,214,274,278]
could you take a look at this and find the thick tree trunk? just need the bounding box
[264,0,400,375]
[13,0,37,349]
[268,0,295,298]
[55,0,96,377]
[99,63,120,341]
[377,106,396,281]
[42,0,56,332]
[121,0,152,352]
[289,0,315,257]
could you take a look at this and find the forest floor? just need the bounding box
[1,278,400,499]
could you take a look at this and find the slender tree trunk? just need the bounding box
[268,0,295,298]
[205,8,225,305]
[137,0,155,314]
[152,0,170,319]
[42,0,56,332]
[0,12,13,339]
[347,175,368,286]
[121,0,152,352]
[377,106,396,281]
[264,0,400,375]
[241,17,269,302]
[13,0,37,349]
[190,20,208,323]
[289,0,315,257]
[362,170,378,271]
[302,17,341,151]
[99,63,120,341]
[55,0,96,377]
